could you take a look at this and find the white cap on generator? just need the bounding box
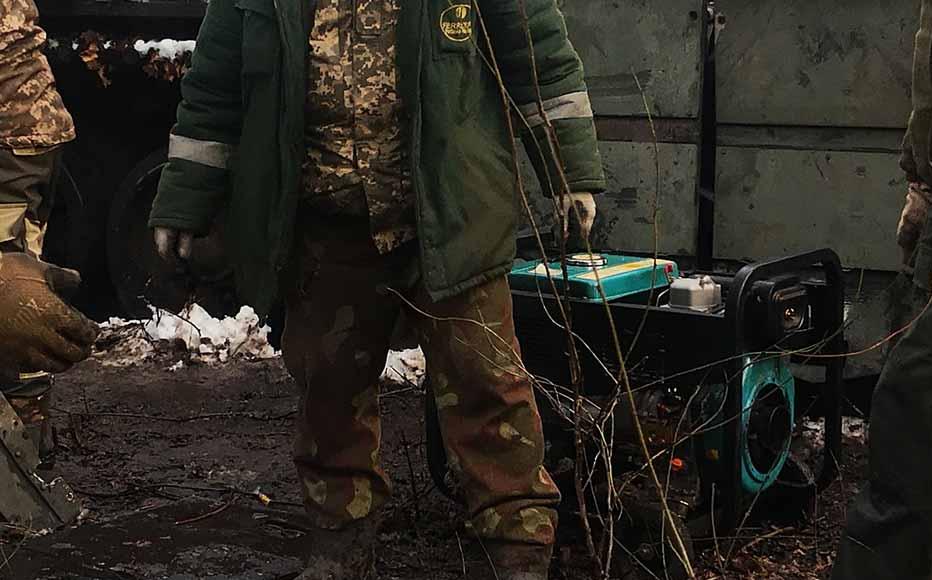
[669,275,723,311]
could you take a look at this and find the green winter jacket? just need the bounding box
[150,0,605,315]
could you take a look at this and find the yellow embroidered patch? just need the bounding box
[440,4,473,42]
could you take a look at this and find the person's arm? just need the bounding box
[898,3,932,267]
[479,0,605,206]
[149,0,245,259]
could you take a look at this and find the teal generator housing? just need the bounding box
[509,254,680,302]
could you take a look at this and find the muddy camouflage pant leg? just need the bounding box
[411,277,561,547]
[831,297,932,580]
[0,148,59,460]
[283,217,560,546]
[282,220,408,529]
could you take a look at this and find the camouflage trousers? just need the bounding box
[832,279,932,579]
[0,146,59,256]
[0,147,59,460]
[281,214,561,546]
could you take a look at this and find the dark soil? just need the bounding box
[4,358,867,579]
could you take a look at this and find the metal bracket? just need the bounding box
[0,392,80,531]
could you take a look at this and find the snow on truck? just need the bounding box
[39,0,917,385]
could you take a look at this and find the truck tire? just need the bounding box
[107,148,172,318]
[107,148,239,320]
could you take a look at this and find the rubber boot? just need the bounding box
[296,516,380,580]
[5,372,55,468]
[468,542,553,580]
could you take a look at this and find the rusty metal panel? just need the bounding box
[519,141,698,255]
[714,147,904,270]
[561,0,706,119]
[715,0,917,128]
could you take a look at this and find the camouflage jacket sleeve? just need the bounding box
[149,0,244,235]
[904,0,932,187]
[478,0,606,196]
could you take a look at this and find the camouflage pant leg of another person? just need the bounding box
[833,221,932,580]
[411,276,561,549]
[0,146,60,459]
[283,216,410,528]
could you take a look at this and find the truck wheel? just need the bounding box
[108,148,238,320]
[107,148,171,318]
[106,149,285,345]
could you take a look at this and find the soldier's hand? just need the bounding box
[154,227,195,263]
[0,253,99,377]
[561,192,597,242]
[897,182,932,268]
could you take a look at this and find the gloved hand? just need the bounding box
[897,182,932,267]
[560,192,597,242]
[153,227,195,263]
[0,252,99,377]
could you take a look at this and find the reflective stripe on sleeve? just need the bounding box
[168,134,234,170]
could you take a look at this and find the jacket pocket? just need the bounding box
[235,0,280,77]
[430,1,477,59]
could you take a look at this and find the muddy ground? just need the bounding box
[3,355,867,580]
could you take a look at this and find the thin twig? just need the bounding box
[175,496,237,526]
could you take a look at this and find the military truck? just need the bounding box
[39,0,916,383]
[35,0,206,320]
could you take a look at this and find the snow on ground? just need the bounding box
[382,348,426,386]
[133,39,197,60]
[800,416,868,448]
[95,304,276,367]
[95,304,427,384]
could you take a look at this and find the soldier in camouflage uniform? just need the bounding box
[831,2,932,578]
[151,0,604,577]
[0,0,87,461]
[275,4,590,578]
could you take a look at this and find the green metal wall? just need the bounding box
[521,0,707,257]
[714,0,917,270]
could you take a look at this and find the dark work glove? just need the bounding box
[0,252,99,379]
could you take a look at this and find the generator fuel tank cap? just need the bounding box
[566,253,608,268]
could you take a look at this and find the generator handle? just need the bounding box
[722,249,846,529]
[727,248,845,351]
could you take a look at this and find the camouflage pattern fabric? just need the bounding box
[0,0,75,149]
[303,0,415,255]
[0,147,58,256]
[895,181,932,268]
[282,212,560,546]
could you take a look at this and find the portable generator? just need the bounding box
[425,248,845,575]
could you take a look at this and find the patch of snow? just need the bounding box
[799,417,868,453]
[96,304,277,366]
[381,348,426,386]
[95,304,428,384]
[144,304,276,360]
[133,39,196,60]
